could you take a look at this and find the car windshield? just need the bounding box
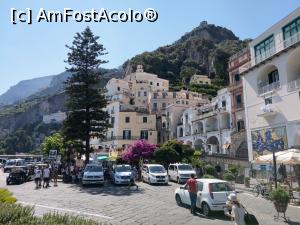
[85,166,102,172]
[178,165,193,170]
[210,182,233,192]
[115,166,131,172]
[149,166,165,173]
[6,160,16,166]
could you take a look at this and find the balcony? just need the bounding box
[257,104,277,117]
[102,136,141,141]
[258,81,280,95]
[254,30,300,66]
[287,78,300,92]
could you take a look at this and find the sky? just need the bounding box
[0,0,299,95]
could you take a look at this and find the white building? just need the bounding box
[177,88,232,155]
[242,7,300,161]
[42,111,66,124]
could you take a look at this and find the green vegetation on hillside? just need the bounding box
[124,22,249,90]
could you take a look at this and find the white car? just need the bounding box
[82,164,104,186]
[168,163,196,183]
[112,164,132,185]
[174,178,235,216]
[141,164,168,185]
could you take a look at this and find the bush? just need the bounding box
[269,187,290,203]
[204,164,216,176]
[0,203,106,225]
[203,174,215,179]
[0,188,17,203]
[223,172,235,181]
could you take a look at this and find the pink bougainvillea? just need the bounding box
[122,139,156,163]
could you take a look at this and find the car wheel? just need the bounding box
[202,202,210,217]
[175,194,182,206]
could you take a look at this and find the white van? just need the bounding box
[168,163,196,183]
[112,164,132,185]
[82,164,104,186]
[141,164,168,185]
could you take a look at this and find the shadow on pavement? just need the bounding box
[287,220,300,225]
[179,204,230,221]
[67,182,146,196]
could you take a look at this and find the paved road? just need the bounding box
[1,171,299,225]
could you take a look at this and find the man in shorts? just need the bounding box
[34,166,41,189]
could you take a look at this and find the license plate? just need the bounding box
[157,180,164,182]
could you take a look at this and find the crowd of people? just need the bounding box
[34,164,58,189]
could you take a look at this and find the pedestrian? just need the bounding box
[186,174,197,215]
[43,166,50,188]
[225,193,246,225]
[34,166,41,189]
[129,166,139,190]
[53,165,58,187]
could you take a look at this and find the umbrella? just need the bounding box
[255,148,300,165]
[97,156,108,160]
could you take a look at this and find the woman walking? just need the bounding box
[225,193,246,225]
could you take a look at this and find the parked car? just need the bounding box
[168,163,196,183]
[141,164,168,185]
[6,168,28,185]
[174,178,235,216]
[111,164,132,185]
[0,158,7,168]
[4,159,26,173]
[82,164,104,186]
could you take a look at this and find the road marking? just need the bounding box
[18,201,113,220]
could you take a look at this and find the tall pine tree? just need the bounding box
[63,27,109,164]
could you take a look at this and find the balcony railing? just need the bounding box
[287,78,300,92]
[257,104,277,117]
[258,81,280,95]
[102,136,142,141]
[254,30,300,65]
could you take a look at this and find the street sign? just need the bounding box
[49,150,57,159]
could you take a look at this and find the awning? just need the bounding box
[254,148,300,165]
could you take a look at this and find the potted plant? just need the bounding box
[292,187,300,199]
[269,187,290,214]
[244,177,250,188]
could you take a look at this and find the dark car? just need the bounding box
[6,168,28,185]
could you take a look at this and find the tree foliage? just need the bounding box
[0,130,33,154]
[153,140,194,168]
[63,27,110,164]
[122,140,156,165]
[41,133,64,156]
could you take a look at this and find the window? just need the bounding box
[283,17,300,42]
[254,35,275,58]
[222,100,226,108]
[186,93,189,99]
[111,117,115,126]
[237,120,245,132]
[123,130,131,140]
[157,83,159,86]
[153,102,157,109]
[150,81,153,85]
[117,86,120,91]
[125,116,130,123]
[138,91,141,97]
[197,182,204,191]
[162,92,167,99]
[110,131,114,139]
[265,97,272,105]
[162,122,166,128]
[173,92,176,98]
[153,93,158,99]
[140,130,148,140]
[169,165,174,171]
[143,117,147,123]
[268,69,279,84]
[234,74,240,83]
[236,95,242,108]
[144,91,147,97]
